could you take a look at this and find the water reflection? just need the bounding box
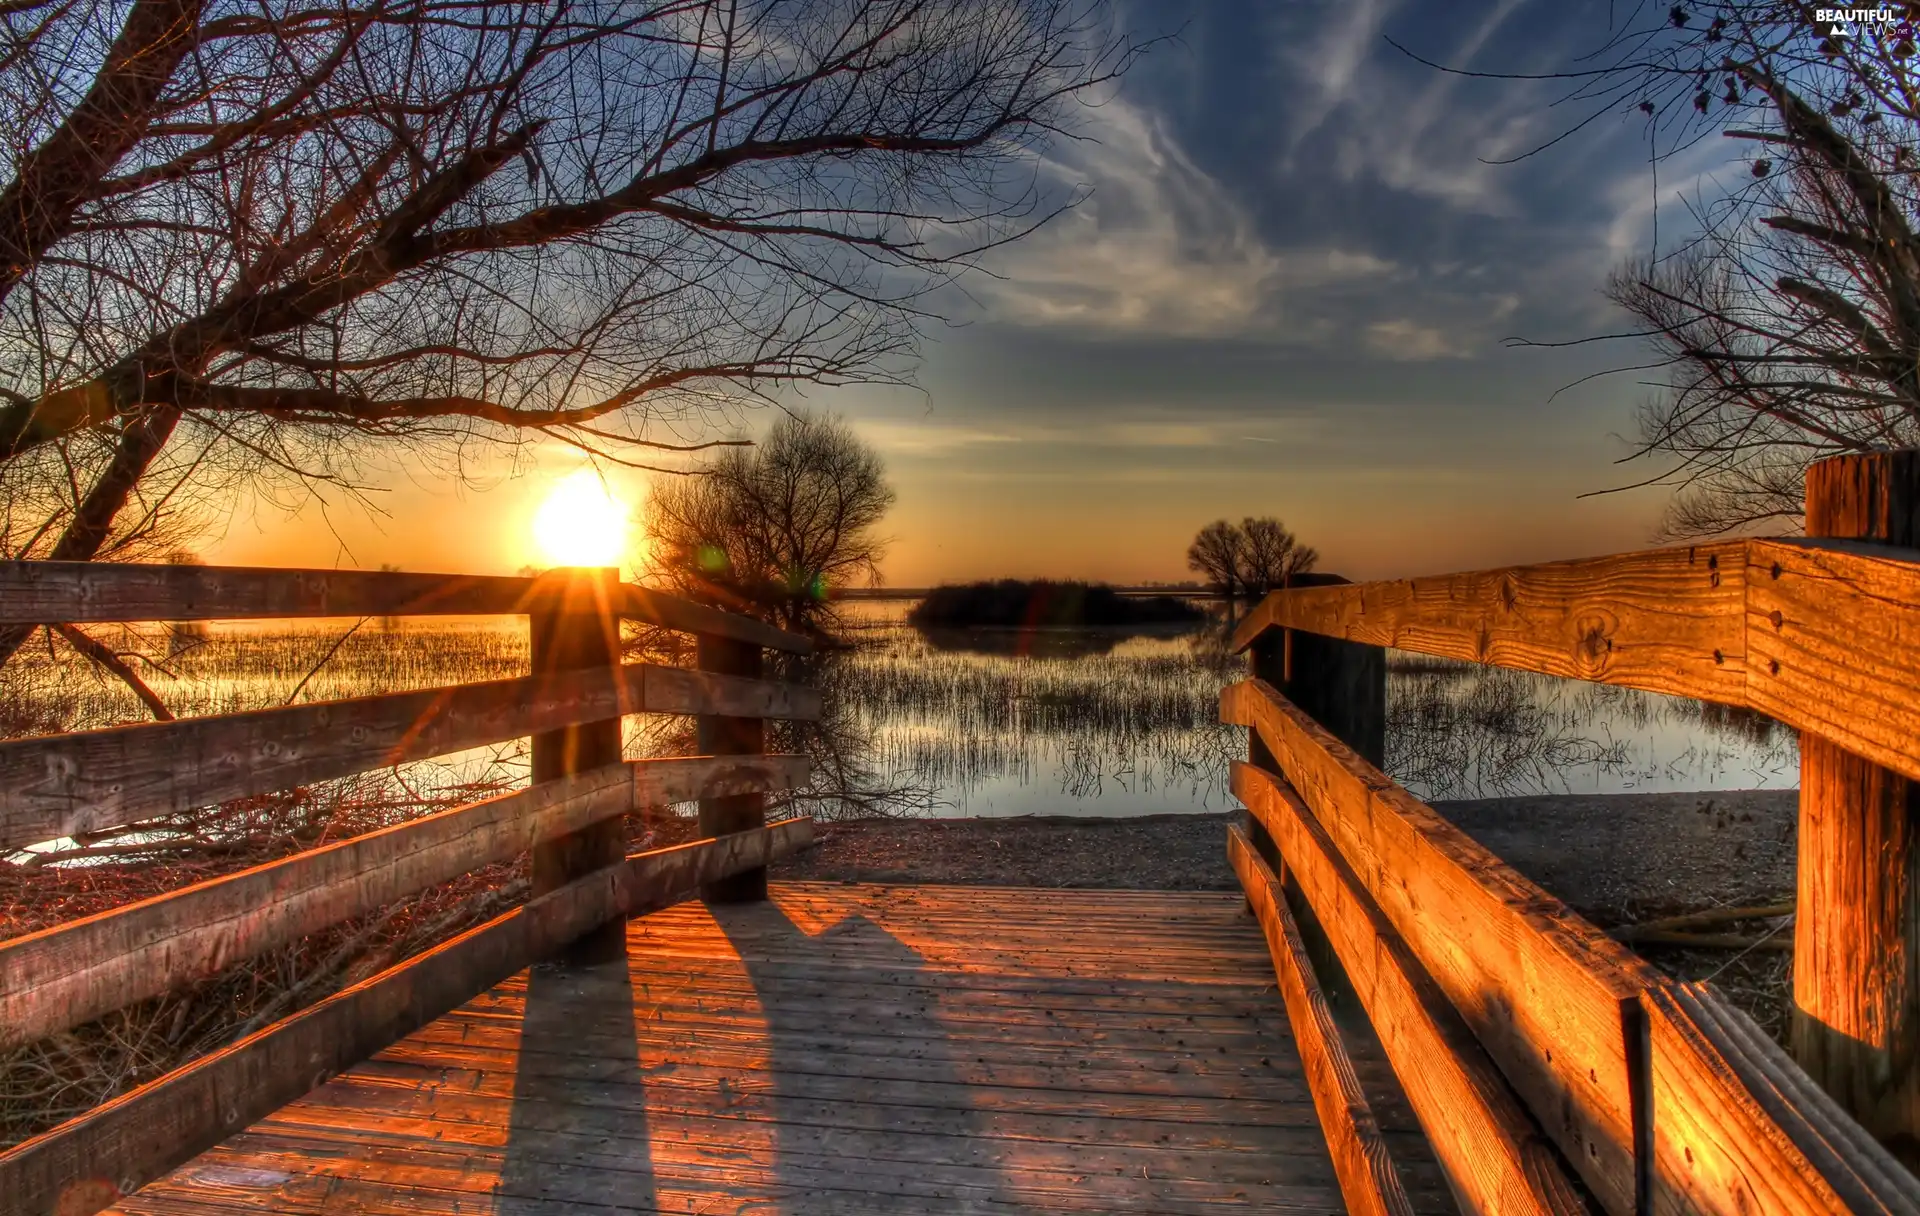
[1387,662,1796,801]
[915,622,1203,660]
[0,604,1803,834]
[822,601,1798,816]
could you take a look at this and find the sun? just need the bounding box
[532,469,630,568]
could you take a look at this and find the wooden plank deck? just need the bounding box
[100,882,1444,1215]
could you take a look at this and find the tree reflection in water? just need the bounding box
[636,603,1799,819]
[1388,658,1796,800]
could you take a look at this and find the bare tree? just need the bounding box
[0,0,1141,664]
[1186,519,1247,598]
[1463,3,1920,534]
[645,411,894,630]
[1239,515,1316,594]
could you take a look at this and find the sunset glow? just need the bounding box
[532,469,629,568]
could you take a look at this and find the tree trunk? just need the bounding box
[0,405,183,666]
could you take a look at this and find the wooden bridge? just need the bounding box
[4,449,1920,1213]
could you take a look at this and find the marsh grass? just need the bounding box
[0,620,554,1148]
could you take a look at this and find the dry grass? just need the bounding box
[0,622,548,1148]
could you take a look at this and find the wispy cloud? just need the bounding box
[1365,318,1467,360]
[974,99,1394,339]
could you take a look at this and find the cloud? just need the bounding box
[974,99,1394,338]
[1277,0,1566,216]
[1365,318,1467,359]
[851,419,1026,455]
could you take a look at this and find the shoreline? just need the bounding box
[769,788,1801,924]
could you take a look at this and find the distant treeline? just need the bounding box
[907,580,1205,629]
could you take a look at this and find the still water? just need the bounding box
[829,600,1798,817]
[0,600,1800,837]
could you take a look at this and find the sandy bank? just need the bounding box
[770,789,1800,924]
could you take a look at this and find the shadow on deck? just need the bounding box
[101,882,1457,1215]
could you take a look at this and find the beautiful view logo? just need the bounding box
[1815,6,1908,35]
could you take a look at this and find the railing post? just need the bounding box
[697,633,767,903]
[1244,574,1387,867]
[1246,572,1387,1000]
[1794,450,1920,1161]
[529,566,627,967]
[1246,628,1287,878]
[1273,572,1387,769]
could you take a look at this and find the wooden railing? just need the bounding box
[1224,450,1920,1216]
[0,561,823,1216]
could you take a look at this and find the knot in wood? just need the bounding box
[1573,614,1617,672]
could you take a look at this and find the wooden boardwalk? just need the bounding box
[102,883,1443,1215]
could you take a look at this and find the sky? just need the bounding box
[207,0,1748,587]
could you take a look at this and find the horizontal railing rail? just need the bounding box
[0,559,813,653]
[1229,535,1920,786]
[1225,450,1920,1216]
[0,558,825,1216]
[0,754,811,1050]
[0,660,820,851]
[2,818,815,1216]
[1223,678,1920,1216]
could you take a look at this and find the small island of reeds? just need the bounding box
[906,580,1205,630]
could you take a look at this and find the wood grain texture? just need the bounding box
[1230,535,1920,785]
[1777,450,1920,1162]
[1230,764,1586,1215]
[0,560,812,652]
[0,662,822,850]
[1230,823,1417,1216]
[697,633,767,904]
[1230,541,1747,703]
[529,569,628,966]
[106,884,1363,1216]
[0,755,810,1048]
[0,818,815,1216]
[1789,731,1920,1154]
[1747,537,1920,791]
[1224,678,1647,1215]
[1648,982,1920,1216]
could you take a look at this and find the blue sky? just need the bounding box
[213,0,1750,584]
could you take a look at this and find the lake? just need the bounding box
[825,600,1798,818]
[0,598,1800,851]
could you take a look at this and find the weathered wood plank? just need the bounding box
[1755,464,1920,1083]
[1229,764,1585,1214]
[618,583,812,654]
[104,881,1348,1216]
[1229,823,1416,1216]
[0,818,814,1216]
[1647,982,1920,1215]
[696,633,768,903]
[529,569,628,966]
[1225,678,1646,1215]
[1230,541,1748,703]
[0,561,812,652]
[293,1071,1314,1159]
[1747,537,1920,792]
[0,663,821,850]
[1229,535,1920,785]
[0,755,809,1048]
